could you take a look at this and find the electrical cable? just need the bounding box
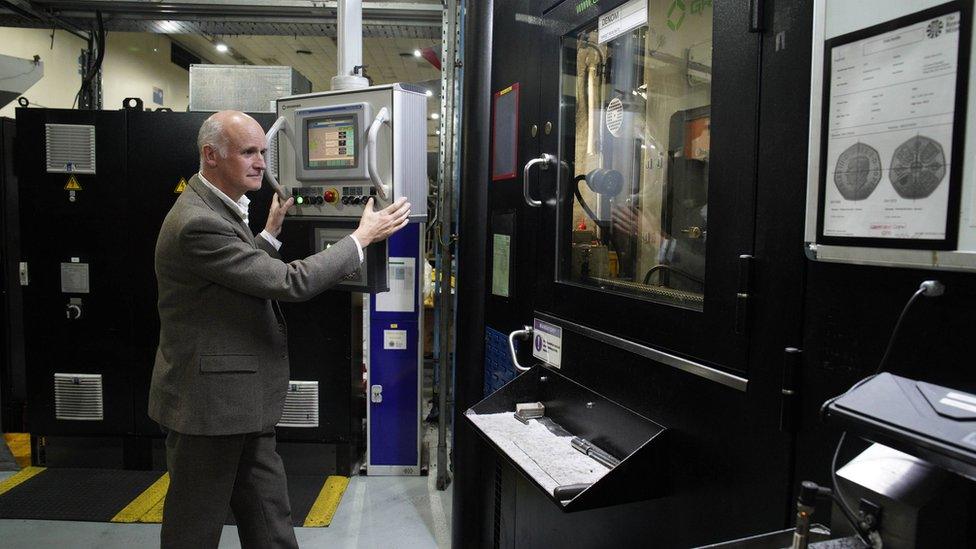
[830,432,873,547]
[823,279,944,549]
[74,10,105,109]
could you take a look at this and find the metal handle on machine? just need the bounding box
[366,107,391,201]
[508,325,533,372]
[263,116,294,201]
[523,153,554,208]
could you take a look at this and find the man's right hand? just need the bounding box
[352,197,411,247]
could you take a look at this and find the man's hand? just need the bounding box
[352,197,411,247]
[264,194,294,238]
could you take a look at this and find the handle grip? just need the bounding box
[366,107,392,201]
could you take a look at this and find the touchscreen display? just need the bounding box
[306,117,357,169]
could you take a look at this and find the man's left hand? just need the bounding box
[264,194,294,238]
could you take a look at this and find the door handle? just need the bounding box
[523,153,554,208]
[508,325,533,372]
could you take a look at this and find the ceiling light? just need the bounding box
[425,89,433,97]
[430,113,440,120]
[216,43,229,53]
[436,130,441,135]
[413,49,422,58]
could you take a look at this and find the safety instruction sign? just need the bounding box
[174,177,187,193]
[383,329,408,350]
[532,318,562,369]
[64,175,82,191]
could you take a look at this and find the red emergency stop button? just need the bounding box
[324,189,338,203]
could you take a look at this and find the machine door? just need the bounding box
[528,0,761,373]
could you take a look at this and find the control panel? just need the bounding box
[269,84,428,221]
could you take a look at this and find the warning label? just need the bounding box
[174,177,187,193]
[532,318,562,369]
[64,175,82,191]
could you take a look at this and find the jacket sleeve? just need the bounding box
[255,232,281,259]
[178,213,360,302]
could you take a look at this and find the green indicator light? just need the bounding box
[296,196,304,205]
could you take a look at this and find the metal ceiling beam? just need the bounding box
[0,0,90,39]
[29,1,441,24]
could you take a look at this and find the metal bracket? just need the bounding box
[734,254,754,335]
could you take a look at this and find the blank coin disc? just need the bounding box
[833,142,882,200]
[889,135,946,199]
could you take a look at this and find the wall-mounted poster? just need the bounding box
[817,2,971,250]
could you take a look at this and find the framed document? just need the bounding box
[817,1,971,250]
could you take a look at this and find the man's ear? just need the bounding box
[202,144,218,167]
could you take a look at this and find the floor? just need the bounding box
[0,425,452,548]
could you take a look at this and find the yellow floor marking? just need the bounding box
[140,493,166,523]
[0,466,46,497]
[3,433,31,469]
[111,473,170,523]
[303,475,349,527]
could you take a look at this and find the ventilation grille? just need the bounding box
[54,373,104,421]
[276,381,319,428]
[46,124,96,174]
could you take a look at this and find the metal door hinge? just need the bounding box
[780,347,802,433]
[733,254,754,335]
[749,0,764,33]
[19,262,29,285]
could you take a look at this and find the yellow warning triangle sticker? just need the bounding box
[174,177,187,194]
[64,175,82,191]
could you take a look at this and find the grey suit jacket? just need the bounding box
[148,175,360,435]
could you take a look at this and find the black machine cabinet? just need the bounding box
[456,1,795,547]
[1,117,27,433]
[15,107,365,470]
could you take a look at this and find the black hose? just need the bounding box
[573,174,601,224]
[642,264,704,286]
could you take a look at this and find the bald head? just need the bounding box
[198,110,268,200]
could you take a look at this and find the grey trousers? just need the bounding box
[161,428,299,549]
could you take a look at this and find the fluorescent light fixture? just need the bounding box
[216,43,229,53]
[430,113,440,120]
[413,49,422,57]
[425,89,433,97]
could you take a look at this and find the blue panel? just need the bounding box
[369,223,421,467]
[484,326,518,397]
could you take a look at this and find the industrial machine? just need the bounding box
[267,83,430,474]
[14,104,366,473]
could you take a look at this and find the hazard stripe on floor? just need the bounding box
[303,475,349,527]
[111,473,169,523]
[3,433,31,469]
[0,466,46,497]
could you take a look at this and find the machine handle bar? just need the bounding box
[523,154,554,208]
[508,325,534,372]
[366,107,392,201]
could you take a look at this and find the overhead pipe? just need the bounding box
[331,0,369,90]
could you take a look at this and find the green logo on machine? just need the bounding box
[667,0,686,31]
[576,0,599,14]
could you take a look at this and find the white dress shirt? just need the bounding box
[197,172,364,261]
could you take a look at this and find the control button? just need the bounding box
[296,196,304,205]
[324,189,338,203]
[360,195,369,204]
[352,196,362,205]
[341,196,350,205]
[313,196,324,205]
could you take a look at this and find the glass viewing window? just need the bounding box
[558,3,712,311]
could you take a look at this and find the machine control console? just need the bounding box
[291,185,377,213]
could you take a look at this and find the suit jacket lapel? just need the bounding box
[187,175,256,247]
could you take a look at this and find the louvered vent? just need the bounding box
[277,381,319,428]
[54,373,104,421]
[46,124,96,174]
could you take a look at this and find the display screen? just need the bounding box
[306,116,357,169]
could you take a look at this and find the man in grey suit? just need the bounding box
[148,110,410,548]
